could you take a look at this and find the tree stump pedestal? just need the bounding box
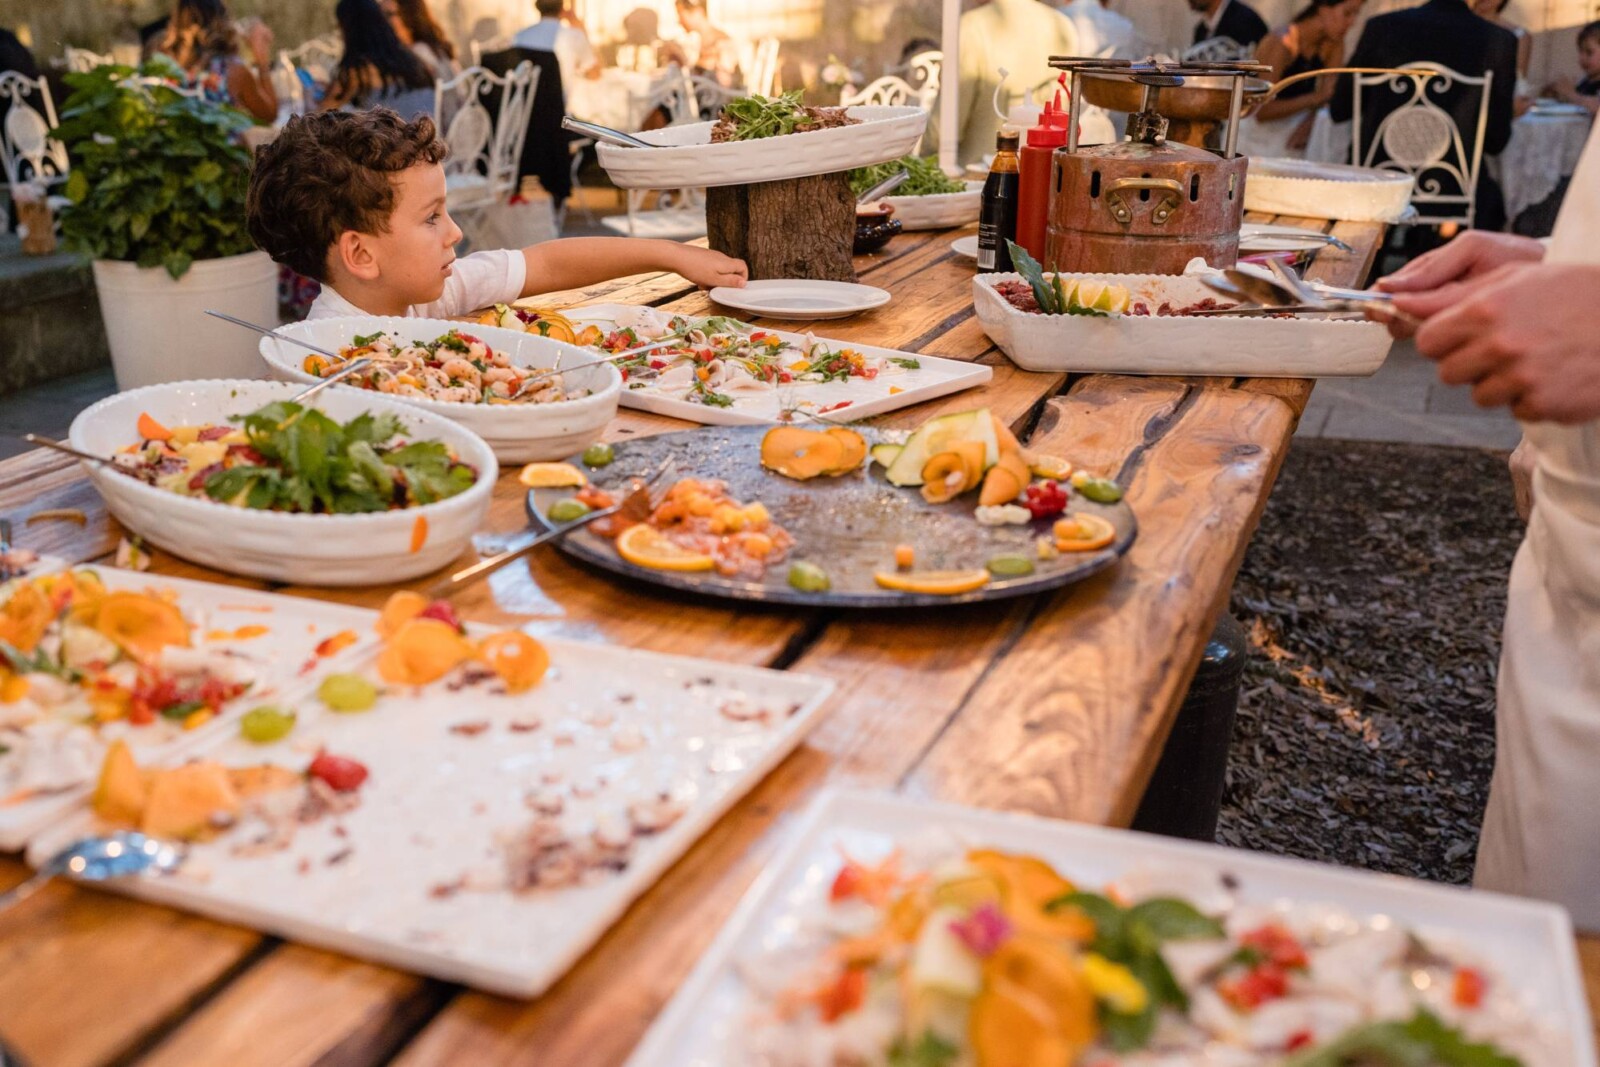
[704,172,856,282]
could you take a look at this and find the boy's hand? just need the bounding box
[673,246,749,290]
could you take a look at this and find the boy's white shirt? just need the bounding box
[306,249,527,320]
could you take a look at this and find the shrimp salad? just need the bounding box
[582,307,921,410]
[306,329,589,406]
[731,837,1570,1066]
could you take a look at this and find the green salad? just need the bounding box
[850,156,968,198]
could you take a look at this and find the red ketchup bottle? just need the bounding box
[1017,93,1073,265]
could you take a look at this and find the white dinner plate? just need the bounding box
[1238,222,1332,253]
[1530,100,1591,118]
[707,280,890,320]
[950,234,980,260]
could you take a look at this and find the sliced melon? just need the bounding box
[140,762,241,841]
[870,442,904,469]
[823,428,868,474]
[93,739,150,827]
[885,409,999,487]
[760,426,846,480]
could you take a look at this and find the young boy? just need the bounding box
[1545,20,1600,115]
[246,108,746,320]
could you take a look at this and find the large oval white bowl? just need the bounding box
[70,380,498,586]
[881,182,983,231]
[258,317,622,463]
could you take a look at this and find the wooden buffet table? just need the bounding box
[1,215,1595,1065]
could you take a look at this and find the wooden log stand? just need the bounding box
[705,172,856,282]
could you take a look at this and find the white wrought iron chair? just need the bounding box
[741,36,781,98]
[0,72,69,203]
[284,34,342,86]
[601,68,707,239]
[683,70,741,121]
[1351,62,1492,228]
[1182,37,1255,64]
[436,62,539,241]
[840,74,919,109]
[64,47,115,74]
[469,36,513,68]
[904,50,941,112]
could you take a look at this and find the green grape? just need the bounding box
[240,706,296,743]
[317,673,379,712]
[787,561,831,593]
[581,443,616,467]
[986,554,1036,577]
[1074,476,1124,504]
[547,499,592,523]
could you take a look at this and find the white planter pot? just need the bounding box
[92,250,278,391]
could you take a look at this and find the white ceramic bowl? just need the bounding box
[881,181,983,230]
[70,380,497,586]
[596,106,928,190]
[1244,158,1415,223]
[258,317,622,463]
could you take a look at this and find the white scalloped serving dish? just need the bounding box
[1245,157,1415,223]
[596,106,928,189]
[880,181,982,230]
[973,271,1394,377]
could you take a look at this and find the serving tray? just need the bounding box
[528,425,1135,608]
[595,106,927,189]
[1245,157,1415,222]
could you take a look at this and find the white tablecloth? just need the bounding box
[565,68,662,132]
[1493,110,1591,220]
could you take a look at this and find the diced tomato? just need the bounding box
[454,332,482,347]
[127,699,155,726]
[829,863,864,903]
[1452,966,1487,1009]
[314,630,359,658]
[814,967,867,1023]
[1285,1030,1315,1051]
[1218,963,1291,1012]
[1240,924,1309,970]
[817,400,854,415]
[749,331,767,342]
[308,750,369,792]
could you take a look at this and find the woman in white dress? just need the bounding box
[1237,0,1362,159]
[1380,120,1600,931]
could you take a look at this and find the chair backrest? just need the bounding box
[683,70,740,121]
[64,47,115,74]
[629,65,697,127]
[1182,37,1254,64]
[270,54,306,116]
[286,35,341,84]
[1352,61,1492,227]
[840,74,918,109]
[469,36,512,68]
[436,63,539,197]
[0,72,68,189]
[742,37,780,97]
[906,49,941,110]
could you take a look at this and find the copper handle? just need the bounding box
[1247,66,1441,114]
[1105,177,1183,227]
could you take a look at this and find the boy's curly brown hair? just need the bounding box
[246,108,447,282]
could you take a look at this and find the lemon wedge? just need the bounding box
[518,462,587,489]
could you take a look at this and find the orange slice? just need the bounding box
[518,462,587,489]
[1053,513,1115,552]
[1025,452,1074,480]
[616,524,715,572]
[873,569,991,595]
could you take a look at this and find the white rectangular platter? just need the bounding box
[27,586,835,998]
[1,566,376,849]
[565,302,993,426]
[974,272,1395,377]
[628,788,1597,1066]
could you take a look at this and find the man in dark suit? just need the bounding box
[1188,0,1268,50]
[1330,0,1519,230]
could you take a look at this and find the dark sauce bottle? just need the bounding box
[977,129,1021,272]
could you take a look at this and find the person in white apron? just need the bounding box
[1379,121,1600,930]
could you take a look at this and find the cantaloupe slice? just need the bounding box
[969,976,1076,1067]
[981,937,1098,1050]
[823,428,867,474]
[377,590,429,639]
[979,452,1030,507]
[921,451,970,504]
[477,631,550,693]
[92,592,191,661]
[992,413,1021,457]
[377,618,476,686]
[93,740,151,827]
[141,762,240,841]
[760,426,847,480]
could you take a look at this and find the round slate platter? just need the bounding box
[526,425,1136,609]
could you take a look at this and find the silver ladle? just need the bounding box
[0,832,182,914]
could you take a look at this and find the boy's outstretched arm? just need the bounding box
[521,238,748,296]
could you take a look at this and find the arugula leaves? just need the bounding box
[1283,1010,1523,1067]
[850,156,967,197]
[202,402,474,514]
[889,357,922,370]
[887,1032,959,1067]
[718,91,811,140]
[1048,891,1223,1051]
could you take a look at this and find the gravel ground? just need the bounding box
[1217,439,1523,885]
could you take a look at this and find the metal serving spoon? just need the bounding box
[20,434,116,467]
[204,310,374,403]
[1206,268,1417,325]
[856,169,910,206]
[0,832,182,914]
[509,336,709,398]
[561,116,653,148]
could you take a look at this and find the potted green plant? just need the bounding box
[56,57,277,390]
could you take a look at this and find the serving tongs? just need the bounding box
[1201,263,1417,325]
[561,117,653,148]
[428,459,676,597]
[203,310,374,401]
[856,169,910,206]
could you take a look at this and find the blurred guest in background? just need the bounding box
[385,0,460,80]
[1189,0,1268,52]
[1238,0,1362,158]
[1473,0,1532,81]
[658,0,739,85]
[1544,19,1600,116]
[157,0,278,122]
[322,0,435,117]
[617,8,661,71]
[1060,0,1135,59]
[515,0,600,91]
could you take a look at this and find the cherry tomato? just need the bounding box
[1453,966,1487,1008]
[308,750,369,792]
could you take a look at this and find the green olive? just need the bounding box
[787,561,831,593]
[986,554,1036,577]
[547,499,593,524]
[581,443,616,467]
